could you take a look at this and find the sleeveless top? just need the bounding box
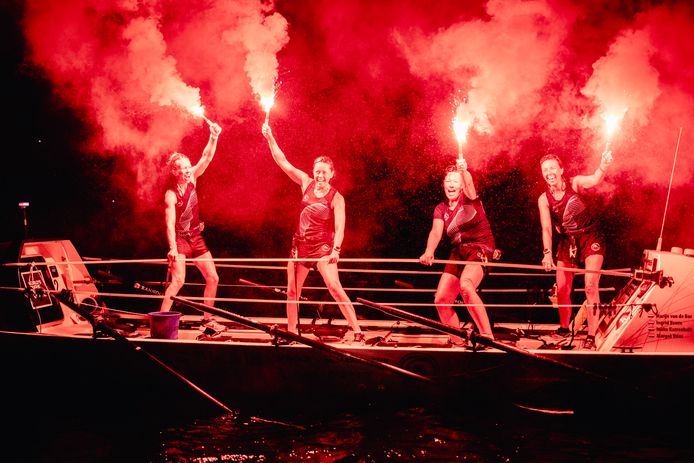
[294,180,337,243]
[173,183,201,235]
[434,197,495,248]
[545,182,597,235]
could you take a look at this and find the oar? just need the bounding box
[358,298,670,405]
[239,278,308,301]
[356,297,612,382]
[54,290,304,428]
[56,290,305,429]
[393,280,415,289]
[97,270,165,296]
[172,296,433,383]
[97,270,208,319]
[54,290,234,415]
[239,277,329,324]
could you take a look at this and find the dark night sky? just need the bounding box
[2,0,693,276]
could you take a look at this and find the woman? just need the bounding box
[420,159,495,346]
[538,149,612,350]
[261,122,364,343]
[160,122,224,334]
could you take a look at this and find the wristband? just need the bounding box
[333,246,341,253]
[543,248,551,255]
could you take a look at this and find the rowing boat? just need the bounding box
[1,238,692,419]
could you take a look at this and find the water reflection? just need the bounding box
[8,405,693,462]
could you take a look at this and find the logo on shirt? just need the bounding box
[591,242,601,252]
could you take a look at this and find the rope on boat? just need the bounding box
[63,289,622,309]
[2,256,634,278]
[0,251,632,324]
[0,279,624,313]
[134,280,617,294]
[0,284,620,310]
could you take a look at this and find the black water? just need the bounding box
[6,403,692,463]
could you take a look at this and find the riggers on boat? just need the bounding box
[1,238,693,419]
[597,248,694,352]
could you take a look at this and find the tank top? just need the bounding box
[545,182,596,235]
[434,197,495,248]
[173,183,201,234]
[294,181,337,243]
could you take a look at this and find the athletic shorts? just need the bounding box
[443,243,495,277]
[291,238,332,270]
[556,230,605,267]
[175,231,209,258]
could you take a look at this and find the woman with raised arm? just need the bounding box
[161,122,225,335]
[261,122,364,343]
[538,148,613,350]
[420,159,496,346]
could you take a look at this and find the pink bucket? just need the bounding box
[148,311,181,339]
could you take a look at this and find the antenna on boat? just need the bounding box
[18,201,30,237]
[655,127,683,252]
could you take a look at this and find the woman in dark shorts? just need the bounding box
[420,159,496,345]
[262,122,364,343]
[538,149,612,350]
[160,122,225,333]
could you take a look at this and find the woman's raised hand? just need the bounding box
[262,121,272,140]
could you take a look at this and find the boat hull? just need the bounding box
[2,328,692,419]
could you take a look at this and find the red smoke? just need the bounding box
[20,0,694,261]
